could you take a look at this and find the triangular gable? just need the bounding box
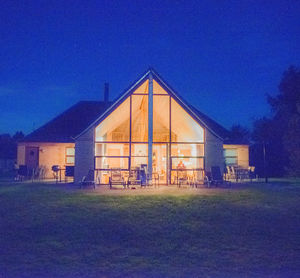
[75,68,225,140]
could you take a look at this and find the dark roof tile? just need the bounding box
[22,101,111,143]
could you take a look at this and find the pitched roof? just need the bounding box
[23,68,232,143]
[76,68,229,140]
[22,101,112,143]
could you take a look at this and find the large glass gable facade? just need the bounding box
[95,78,205,184]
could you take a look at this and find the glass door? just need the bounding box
[153,144,167,184]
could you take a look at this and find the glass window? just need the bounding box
[133,80,148,94]
[95,97,130,141]
[95,143,129,156]
[66,156,75,164]
[171,98,204,142]
[153,95,170,142]
[171,144,204,157]
[95,157,129,170]
[131,144,148,156]
[153,79,168,94]
[153,144,167,176]
[224,149,238,165]
[171,157,204,170]
[66,147,75,164]
[225,157,237,165]
[132,95,148,142]
[66,147,75,156]
[131,144,148,169]
[131,157,148,168]
[224,149,237,157]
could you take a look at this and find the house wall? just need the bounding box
[17,145,26,165]
[74,128,95,184]
[17,142,75,179]
[205,129,224,173]
[223,144,249,168]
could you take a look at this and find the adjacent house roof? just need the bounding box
[22,101,112,143]
[23,68,231,143]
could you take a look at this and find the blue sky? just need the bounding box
[1,0,300,135]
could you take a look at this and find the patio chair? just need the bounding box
[31,167,42,182]
[80,169,96,189]
[191,169,205,188]
[177,169,189,188]
[140,164,148,187]
[109,168,126,189]
[128,167,142,188]
[226,166,236,181]
[152,172,159,187]
[18,165,28,181]
[205,166,231,187]
[249,166,256,182]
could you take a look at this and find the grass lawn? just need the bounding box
[0,180,300,278]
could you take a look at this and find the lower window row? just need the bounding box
[95,156,204,170]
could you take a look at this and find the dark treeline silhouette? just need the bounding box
[0,132,25,160]
[227,125,250,145]
[230,66,300,177]
[252,66,300,177]
[227,66,300,177]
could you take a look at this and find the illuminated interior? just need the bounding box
[224,149,238,165]
[66,147,75,164]
[95,78,205,184]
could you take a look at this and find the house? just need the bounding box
[18,68,249,184]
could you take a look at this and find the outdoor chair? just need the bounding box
[31,167,44,182]
[191,169,205,188]
[109,168,126,189]
[128,167,142,188]
[176,169,189,187]
[205,166,231,187]
[249,166,256,181]
[151,172,159,187]
[226,166,236,181]
[139,165,148,187]
[236,167,249,181]
[18,165,28,181]
[80,169,96,189]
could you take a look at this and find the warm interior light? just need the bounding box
[94,78,205,184]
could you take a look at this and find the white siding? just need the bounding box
[74,128,95,184]
[205,130,224,174]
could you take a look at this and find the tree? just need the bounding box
[0,131,25,160]
[227,125,250,145]
[12,131,25,142]
[252,117,287,177]
[270,66,300,176]
[252,66,300,176]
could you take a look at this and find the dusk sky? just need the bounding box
[1,0,300,135]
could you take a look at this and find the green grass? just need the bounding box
[0,181,300,277]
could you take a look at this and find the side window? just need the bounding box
[224,149,237,165]
[66,147,75,164]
